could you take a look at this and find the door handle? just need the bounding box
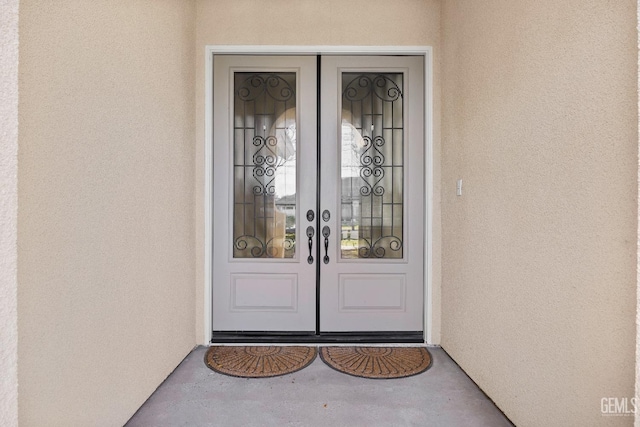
[306,226,315,264]
[322,225,330,264]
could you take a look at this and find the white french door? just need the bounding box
[319,56,424,332]
[212,55,424,335]
[212,56,317,332]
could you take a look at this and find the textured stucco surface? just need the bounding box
[11,1,640,425]
[18,1,196,426]
[442,1,638,426]
[0,0,19,426]
[194,0,443,344]
[637,1,640,425]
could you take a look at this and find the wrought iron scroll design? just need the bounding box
[342,73,404,259]
[250,135,284,196]
[233,73,296,258]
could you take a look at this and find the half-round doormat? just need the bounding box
[319,346,432,379]
[205,346,317,378]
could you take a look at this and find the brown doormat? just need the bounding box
[319,346,432,379]
[205,346,317,378]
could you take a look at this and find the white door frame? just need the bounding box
[204,45,434,344]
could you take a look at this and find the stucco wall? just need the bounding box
[18,1,196,426]
[637,1,640,425]
[194,0,443,343]
[0,0,19,426]
[441,1,637,425]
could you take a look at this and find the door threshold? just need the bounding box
[211,331,424,344]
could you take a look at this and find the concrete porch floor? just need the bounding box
[126,346,513,427]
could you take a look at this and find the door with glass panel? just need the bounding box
[319,56,424,332]
[212,55,424,334]
[212,56,317,332]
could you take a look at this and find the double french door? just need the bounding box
[212,55,424,338]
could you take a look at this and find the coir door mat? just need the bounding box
[205,346,317,378]
[319,346,432,379]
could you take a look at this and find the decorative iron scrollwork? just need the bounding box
[359,136,386,197]
[357,236,402,258]
[341,73,404,259]
[233,72,297,259]
[251,135,285,196]
[234,235,295,258]
[343,74,402,103]
[237,74,294,103]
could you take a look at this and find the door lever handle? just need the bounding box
[322,226,330,264]
[306,226,315,264]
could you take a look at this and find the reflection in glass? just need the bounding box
[340,73,404,259]
[233,73,297,258]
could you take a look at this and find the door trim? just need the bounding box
[204,45,434,344]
